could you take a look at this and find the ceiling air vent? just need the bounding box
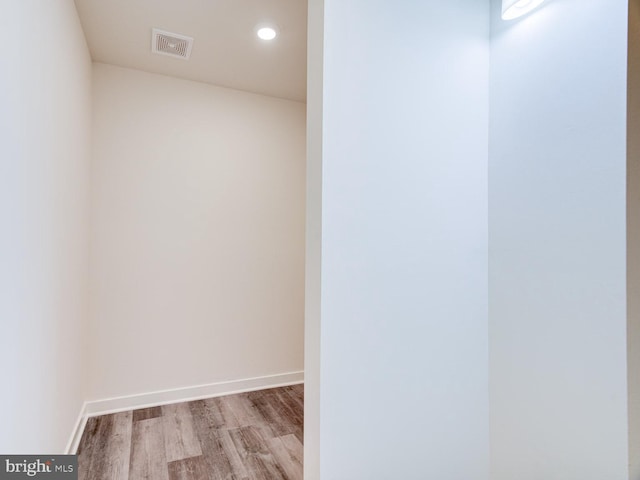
[151,28,193,60]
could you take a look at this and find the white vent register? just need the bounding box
[152,28,193,60]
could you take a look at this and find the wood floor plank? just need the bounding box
[79,416,108,480]
[189,400,237,480]
[217,429,250,479]
[281,386,304,413]
[80,412,133,480]
[107,411,134,480]
[228,426,287,480]
[273,391,303,443]
[250,390,301,441]
[225,395,263,428]
[77,417,100,478]
[162,403,203,463]
[79,415,114,480]
[247,393,286,435]
[226,394,276,441]
[167,456,209,480]
[191,399,227,429]
[215,396,242,429]
[133,406,163,422]
[280,434,303,469]
[78,386,303,480]
[273,390,303,426]
[129,418,169,480]
[288,384,304,397]
[266,436,302,480]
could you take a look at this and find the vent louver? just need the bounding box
[151,29,193,60]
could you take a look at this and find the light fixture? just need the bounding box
[502,0,546,20]
[257,26,278,41]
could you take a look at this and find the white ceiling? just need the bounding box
[74,0,307,102]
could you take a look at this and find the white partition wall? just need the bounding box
[629,1,640,477]
[306,1,491,478]
[0,0,92,453]
[304,0,324,477]
[308,0,632,478]
[488,0,629,478]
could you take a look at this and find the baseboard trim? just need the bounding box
[65,371,304,454]
[66,402,89,454]
[85,371,304,418]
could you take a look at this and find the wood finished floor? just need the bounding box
[77,385,304,480]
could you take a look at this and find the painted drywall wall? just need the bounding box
[307,1,490,478]
[304,0,323,478]
[89,64,305,401]
[629,1,640,477]
[489,0,629,478]
[0,0,92,453]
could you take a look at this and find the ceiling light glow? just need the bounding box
[257,27,277,41]
[502,0,545,20]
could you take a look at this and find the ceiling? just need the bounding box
[74,0,307,102]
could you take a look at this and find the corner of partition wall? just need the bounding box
[628,1,640,478]
[304,0,324,479]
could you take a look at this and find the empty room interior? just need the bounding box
[2,0,640,479]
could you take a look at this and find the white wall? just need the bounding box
[307,1,490,478]
[304,0,324,478]
[628,0,640,477]
[0,0,92,453]
[489,0,629,478]
[89,64,306,400]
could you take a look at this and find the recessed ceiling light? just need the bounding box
[257,26,277,41]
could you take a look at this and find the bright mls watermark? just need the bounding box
[0,456,77,479]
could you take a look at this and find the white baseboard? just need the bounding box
[66,371,303,453]
[66,402,89,454]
